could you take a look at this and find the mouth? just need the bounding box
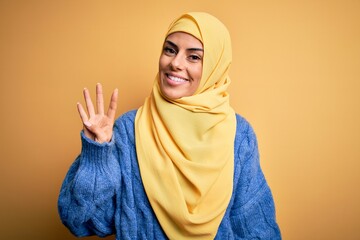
[166,73,188,83]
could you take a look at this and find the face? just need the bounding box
[159,32,203,100]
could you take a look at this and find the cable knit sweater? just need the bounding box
[58,110,281,239]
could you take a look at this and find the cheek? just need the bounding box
[194,65,203,84]
[159,55,168,71]
[190,67,202,94]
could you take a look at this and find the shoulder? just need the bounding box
[115,109,138,125]
[114,109,138,130]
[113,109,138,144]
[234,113,259,167]
[234,113,257,145]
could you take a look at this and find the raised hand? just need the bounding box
[77,83,118,143]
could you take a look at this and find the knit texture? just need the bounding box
[58,110,281,239]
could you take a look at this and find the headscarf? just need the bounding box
[135,12,236,239]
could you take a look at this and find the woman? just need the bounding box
[58,12,281,239]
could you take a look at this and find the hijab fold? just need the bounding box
[135,12,236,239]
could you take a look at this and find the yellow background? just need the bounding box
[0,0,359,239]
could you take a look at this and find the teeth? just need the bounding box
[168,75,187,82]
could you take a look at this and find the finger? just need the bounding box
[77,102,95,140]
[96,83,104,115]
[81,120,97,141]
[107,88,118,121]
[77,102,89,123]
[83,87,96,117]
[83,122,108,143]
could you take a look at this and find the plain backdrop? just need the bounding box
[0,0,359,239]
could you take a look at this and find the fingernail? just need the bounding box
[84,121,92,127]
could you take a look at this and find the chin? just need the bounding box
[161,90,181,100]
[159,80,178,100]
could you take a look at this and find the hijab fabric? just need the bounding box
[135,12,236,239]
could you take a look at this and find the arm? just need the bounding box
[58,83,120,237]
[58,133,121,237]
[230,118,281,239]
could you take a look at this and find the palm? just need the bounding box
[85,114,113,142]
[77,83,118,143]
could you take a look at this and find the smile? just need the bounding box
[166,74,188,83]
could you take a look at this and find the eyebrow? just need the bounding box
[165,40,204,52]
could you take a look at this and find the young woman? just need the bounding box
[58,12,281,239]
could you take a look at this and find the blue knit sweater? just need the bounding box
[58,110,281,239]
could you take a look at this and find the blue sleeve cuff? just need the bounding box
[80,131,115,163]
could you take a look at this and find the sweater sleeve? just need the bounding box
[230,119,281,239]
[58,131,121,237]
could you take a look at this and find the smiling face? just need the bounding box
[159,32,203,100]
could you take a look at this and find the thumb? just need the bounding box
[83,121,95,140]
[83,121,108,143]
[84,121,99,135]
[84,121,92,128]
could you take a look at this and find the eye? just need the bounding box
[164,47,177,55]
[188,54,202,62]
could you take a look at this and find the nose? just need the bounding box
[170,53,185,71]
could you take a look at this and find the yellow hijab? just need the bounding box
[135,12,236,239]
